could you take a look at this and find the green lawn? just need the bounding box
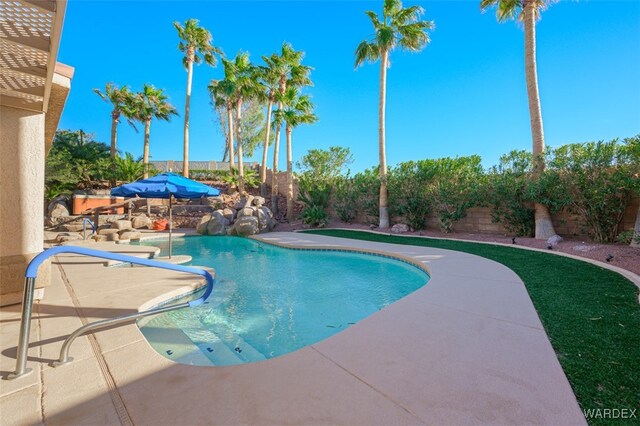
[303,229,640,425]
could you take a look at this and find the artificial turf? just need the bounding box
[303,229,640,425]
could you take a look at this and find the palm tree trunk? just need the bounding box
[286,125,294,221]
[227,103,236,171]
[271,116,281,215]
[110,111,119,187]
[143,118,151,179]
[378,49,390,229]
[260,97,274,197]
[236,99,245,193]
[524,1,556,239]
[182,54,194,178]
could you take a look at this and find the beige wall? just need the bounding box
[0,105,50,306]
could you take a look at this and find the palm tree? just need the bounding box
[208,78,236,172]
[480,0,557,239]
[274,87,318,220]
[269,43,312,215]
[174,18,222,177]
[258,56,280,196]
[222,52,265,193]
[93,83,137,185]
[355,0,434,229]
[133,84,178,178]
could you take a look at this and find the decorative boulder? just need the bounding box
[60,223,85,232]
[48,196,70,217]
[391,224,411,234]
[254,207,276,232]
[132,214,153,229]
[118,230,142,240]
[111,220,133,230]
[196,214,212,234]
[547,235,563,248]
[252,196,265,207]
[49,202,70,218]
[230,216,259,236]
[222,208,236,223]
[107,232,120,242]
[205,211,228,236]
[242,194,255,208]
[55,232,82,242]
[237,207,255,219]
[98,229,119,237]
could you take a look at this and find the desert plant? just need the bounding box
[301,205,329,227]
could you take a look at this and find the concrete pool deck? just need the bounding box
[0,232,586,425]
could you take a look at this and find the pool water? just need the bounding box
[136,236,429,366]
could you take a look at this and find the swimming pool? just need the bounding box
[136,236,429,366]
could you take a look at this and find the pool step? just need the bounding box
[185,324,267,365]
[139,317,212,366]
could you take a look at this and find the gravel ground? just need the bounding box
[275,220,640,276]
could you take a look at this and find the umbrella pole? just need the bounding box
[169,195,173,259]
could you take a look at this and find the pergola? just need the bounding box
[0,0,66,113]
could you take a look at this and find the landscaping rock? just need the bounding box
[255,207,276,232]
[196,214,212,235]
[107,232,120,242]
[391,224,411,234]
[49,202,70,218]
[547,235,563,248]
[131,214,153,229]
[230,216,259,236]
[55,232,82,242]
[48,196,70,217]
[237,207,255,218]
[60,223,85,233]
[252,196,265,207]
[118,230,142,240]
[222,208,236,222]
[111,220,133,230]
[98,228,120,236]
[242,195,255,208]
[205,211,228,236]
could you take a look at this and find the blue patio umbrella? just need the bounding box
[111,173,221,257]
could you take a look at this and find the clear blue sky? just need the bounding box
[58,0,640,173]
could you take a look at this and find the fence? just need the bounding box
[149,161,259,173]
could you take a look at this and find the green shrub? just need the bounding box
[351,167,380,224]
[221,168,260,189]
[388,161,432,230]
[536,136,640,242]
[426,156,485,233]
[486,150,535,237]
[333,175,358,223]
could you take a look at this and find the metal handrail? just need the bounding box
[82,218,96,240]
[6,246,214,380]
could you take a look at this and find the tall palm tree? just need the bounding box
[355,0,434,229]
[258,55,280,196]
[222,52,265,193]
[209,78,236,172]
[274,87,318,220]
[269,43,312,215]
[133,84,178,178]
[480,0,557,239]
[174,18,222,177]
[93,83,137,185]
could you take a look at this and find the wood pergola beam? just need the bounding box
[21,0,56,14]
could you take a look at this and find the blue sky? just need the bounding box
[57,0,640,173]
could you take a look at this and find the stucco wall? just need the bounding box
[0,105,50,306]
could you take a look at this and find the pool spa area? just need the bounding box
[136,236,430,366]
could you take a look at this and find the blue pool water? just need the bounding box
[136,236,429,366]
